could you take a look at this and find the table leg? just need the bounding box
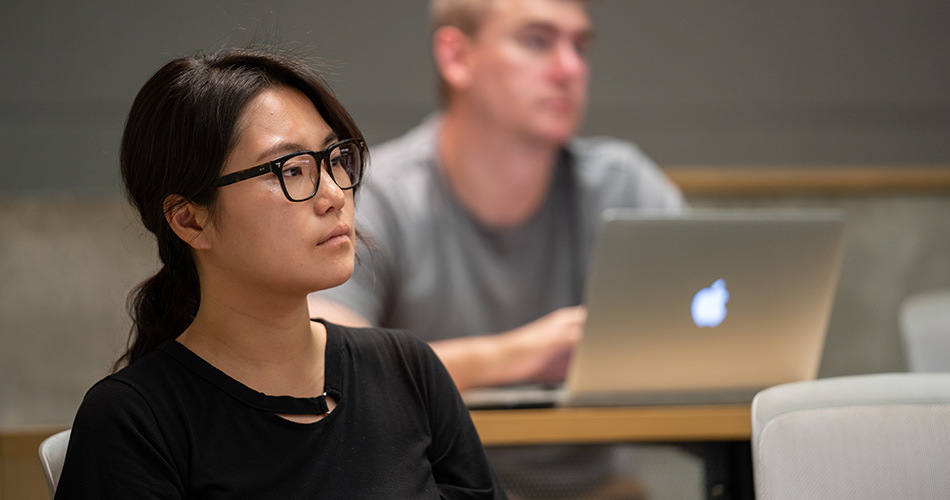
[703,441,754,500]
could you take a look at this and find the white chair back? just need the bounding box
[752,373,950,500]
[900,289,950,371]
[38,429,71,498]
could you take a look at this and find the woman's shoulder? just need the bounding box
[79,341,195,419]
[325,320,426,348]
[109,341,186,384]
[320,321,455,404]
[80,374,149,413]
[72,362,170,435]
[322,320,436,366]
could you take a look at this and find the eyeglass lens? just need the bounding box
[281,141,362,201]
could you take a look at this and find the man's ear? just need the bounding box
[433,26,474,91]
[163,195,212,250]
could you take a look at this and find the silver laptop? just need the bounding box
[463,208,847,408]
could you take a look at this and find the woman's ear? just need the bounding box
[433,26,474,91]
[163,195,212,250]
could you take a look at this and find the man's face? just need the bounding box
[464,0,591,145]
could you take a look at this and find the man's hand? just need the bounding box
[431,306,586,391]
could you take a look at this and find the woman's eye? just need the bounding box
[282,156,316,178]
[283,166,303,178]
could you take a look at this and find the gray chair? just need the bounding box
[38,429,71,498]
[751,373,950,500]
[900,288,950,372]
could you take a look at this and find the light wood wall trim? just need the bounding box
[665,166,950,195]
[471,405,751,446]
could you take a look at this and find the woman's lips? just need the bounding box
[317,224,351,247]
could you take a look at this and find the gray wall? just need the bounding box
[2,0,949,194]
[2,1,950,428]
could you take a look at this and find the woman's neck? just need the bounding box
[177,285,327,398]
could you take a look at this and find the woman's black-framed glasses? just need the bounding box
[216,138,365,202]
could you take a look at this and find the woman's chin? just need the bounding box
[311,266,355,293]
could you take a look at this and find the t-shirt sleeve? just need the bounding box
[612,139,686,210]
[577,137,688,213]
[407,337,508,499]
[55,379,184,500]
[627,147,686,210]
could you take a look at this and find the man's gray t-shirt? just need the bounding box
[317,114,685,341]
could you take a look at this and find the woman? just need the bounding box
[55,47,506,499]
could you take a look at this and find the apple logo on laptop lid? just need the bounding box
[692,279,729,328]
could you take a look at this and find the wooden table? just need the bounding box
[470,405,755,500]
[471,404,751,446]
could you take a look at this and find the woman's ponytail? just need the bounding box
[115,242,199,370]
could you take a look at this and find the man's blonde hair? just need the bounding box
[430,0,496,36]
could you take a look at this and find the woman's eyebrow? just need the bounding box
[253,142,309,164]
[322,131,339,147]
[254,132,340,164]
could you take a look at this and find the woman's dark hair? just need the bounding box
[116,47,365,369]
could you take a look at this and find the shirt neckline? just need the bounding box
[158,319,343,415]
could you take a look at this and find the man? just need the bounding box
[312,0,684,497]
[311,0,683,388]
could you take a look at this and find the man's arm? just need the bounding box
[430,306,585,391]
[309,297,584,392]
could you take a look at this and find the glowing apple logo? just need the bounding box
[691,279,729,328]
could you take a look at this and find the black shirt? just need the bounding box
[56,321,505,499]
